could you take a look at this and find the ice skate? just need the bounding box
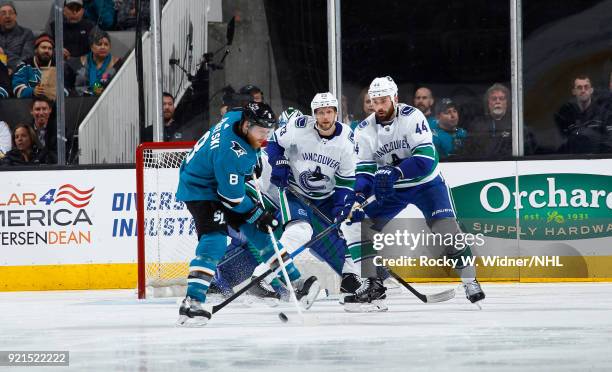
[463,279,485,304]
[293,276,320,310]
[176,296,212,327]
[246,276,281,306]
[339,273,362,305]
[344,278,388,312]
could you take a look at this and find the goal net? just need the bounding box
[136,142,196,299]
[136,142,341,299]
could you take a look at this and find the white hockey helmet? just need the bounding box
[278,107,303,127]
[310,92,338,116]
[368,76,398,100]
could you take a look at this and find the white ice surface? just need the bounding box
[1,283,612,372]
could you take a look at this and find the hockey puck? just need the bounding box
[278,312,289,323]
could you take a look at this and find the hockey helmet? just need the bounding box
[278,107,303,126]
[368,76,398,99]
[243,102,277,129]
[310,92,338,116]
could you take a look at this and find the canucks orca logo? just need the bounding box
[400,106,415,117]
[231,141,247,157]
[299,166,331,191]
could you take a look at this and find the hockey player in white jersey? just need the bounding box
[263,92,363,298]
[341,76,485,312]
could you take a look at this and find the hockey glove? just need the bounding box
[333,194,355,224]
[246,205,280,233]
[270,158,291,188]
[346,193,367,225]
[374,166,401,203]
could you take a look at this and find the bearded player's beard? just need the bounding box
[375,105,395,123]
[247,136,266,149]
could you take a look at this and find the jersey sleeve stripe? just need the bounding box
[412,144,437,159]
[217,191,244,207]
[356,163,377,176]
[335,175,355,189]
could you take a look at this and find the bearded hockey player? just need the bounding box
[341,76,486,312]
[175,102,318,326]
[262,92,364,300]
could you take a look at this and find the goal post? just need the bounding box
[136,141,195,299]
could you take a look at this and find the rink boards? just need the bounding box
[0,159,611,291]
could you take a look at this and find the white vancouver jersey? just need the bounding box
[354,103,440,188]
[272,115,356,199]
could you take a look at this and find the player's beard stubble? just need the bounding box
[375,104,395,123]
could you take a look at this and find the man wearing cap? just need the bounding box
[12,34,56,98]
[0,0,35,72]
[239,84,264,103]
[431,98,467,159]
[47,0,98,60]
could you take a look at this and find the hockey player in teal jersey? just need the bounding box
[175,102,319,326]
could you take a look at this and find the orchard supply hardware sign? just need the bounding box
[452,174,612,240]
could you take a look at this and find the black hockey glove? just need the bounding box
[246,205,280,233]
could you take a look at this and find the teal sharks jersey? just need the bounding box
[176,110,258,214]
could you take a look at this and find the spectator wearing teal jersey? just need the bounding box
[431,98,467,159]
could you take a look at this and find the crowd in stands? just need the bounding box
[0,0,145,166]
[0,1,610,167]
[339,77,611,160]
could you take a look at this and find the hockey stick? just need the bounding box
[211,222,338,314]
[286,186,455,304]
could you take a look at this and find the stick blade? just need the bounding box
[424,288,456,303]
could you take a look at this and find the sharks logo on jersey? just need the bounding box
[231,141,247,157]
[298,166,331,191]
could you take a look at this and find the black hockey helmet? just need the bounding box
[242,101,277,129]
[239,84,263,96]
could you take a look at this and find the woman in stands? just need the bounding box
[65,29,122,96]
[0,123,56,165]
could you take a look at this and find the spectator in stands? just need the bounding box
[83,0,116,30]
[115,0,149,30]
[0,123,56,165]
[349,87,375,130]
[239,84,264,103]
[12,34,56,98]
[0,52,10,97]
[29,97,57,154]
[431,98,467,159]
[413,86,437,127]
[0,119,10,156]
[65,29,122,96]
[48,0,98,60]
[143,92,196,142]
[0,1,34,72]
[460,83,513,158]
[555,75,610,154]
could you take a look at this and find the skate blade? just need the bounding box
[300,281,321,310]
[338,293,349,305]
[176,315,209,327]
[343,300,388,313]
